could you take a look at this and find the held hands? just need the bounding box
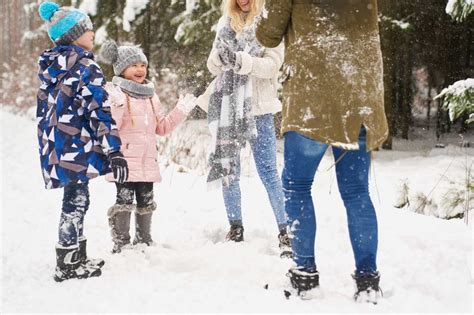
[176,93,198,114]
[108,151,129,184]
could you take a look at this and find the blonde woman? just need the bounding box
[200,0,290,256]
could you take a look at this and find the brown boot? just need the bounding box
[133,202,156,245]
[108,204,133,253]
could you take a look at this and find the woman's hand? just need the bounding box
[216,42,237,68]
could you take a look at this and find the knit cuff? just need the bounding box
[234,52,253,75]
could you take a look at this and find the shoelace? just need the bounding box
[226,227,242,240]
[279,233,291,247]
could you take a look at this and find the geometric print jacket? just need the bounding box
[36,45,121,189]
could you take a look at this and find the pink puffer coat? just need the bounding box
[105,83,186,183]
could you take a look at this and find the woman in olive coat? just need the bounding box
[256,0,388,302]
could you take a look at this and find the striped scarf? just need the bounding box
[207,16,262,187]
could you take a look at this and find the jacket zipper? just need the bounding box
[141,99,150,179]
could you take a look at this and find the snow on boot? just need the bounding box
[287,267,320,297]
[353,272,382,304]
[133,203,155,245]
[78,237,104,269]
[278,228,293,258]
[54,245,101,282]
[108,204,133,253]
[226,224,244,242]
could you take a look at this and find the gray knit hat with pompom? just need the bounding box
[98,40,148,75]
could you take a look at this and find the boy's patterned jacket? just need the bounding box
[36,45,121,189]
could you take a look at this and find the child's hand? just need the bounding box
[108,151,129,183]
[106,83,125,106]
[176,93,197,114]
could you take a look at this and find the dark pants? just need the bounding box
[115,182,154,208]
[59,182,89,246]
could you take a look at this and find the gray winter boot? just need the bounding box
[108,204,133,253]
[133,202,156,245]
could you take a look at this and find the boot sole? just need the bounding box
[53,267,102,282]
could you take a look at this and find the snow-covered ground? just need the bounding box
[1,109,473,313]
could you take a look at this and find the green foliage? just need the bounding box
[172,0,221,93]
[83,0,220,95]
[436,79,474,124]
[173,0,221,46]
[446,0,474,22]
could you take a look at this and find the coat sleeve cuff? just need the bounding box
[235,52,253,75]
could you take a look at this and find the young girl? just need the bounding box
[99,41,196,253]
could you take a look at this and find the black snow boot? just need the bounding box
[287,267,319,295]
[78,237,105,268]
[226,224,244,242]
[352,272,382,304]
[278,227,293,258]
[54,245,101,282]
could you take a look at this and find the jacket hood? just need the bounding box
[38,45,93,86]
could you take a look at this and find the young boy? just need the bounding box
[37,1,128,282]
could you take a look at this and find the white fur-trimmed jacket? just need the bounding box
[198,24,284,116]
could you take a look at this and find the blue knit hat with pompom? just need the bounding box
[39,1,93,45]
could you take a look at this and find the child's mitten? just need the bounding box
[176,93,198,114]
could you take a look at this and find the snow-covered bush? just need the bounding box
[393,180,410,209]
[156,119,210,174]
[436,78,474,124]
[394,170,473,220]
[446,0,474,22]
[441,186,472,219]
[435,2,474,125]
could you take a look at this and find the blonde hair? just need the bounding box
[222,0,263,35]
[125,94,159,128]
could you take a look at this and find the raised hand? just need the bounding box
[177,93,198,114]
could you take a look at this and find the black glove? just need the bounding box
[217,42,237,68]
[108,151,129,184]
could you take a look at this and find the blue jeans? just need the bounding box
[58,182,89,246]
[223,114,287,229]
[282,129,378,275]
